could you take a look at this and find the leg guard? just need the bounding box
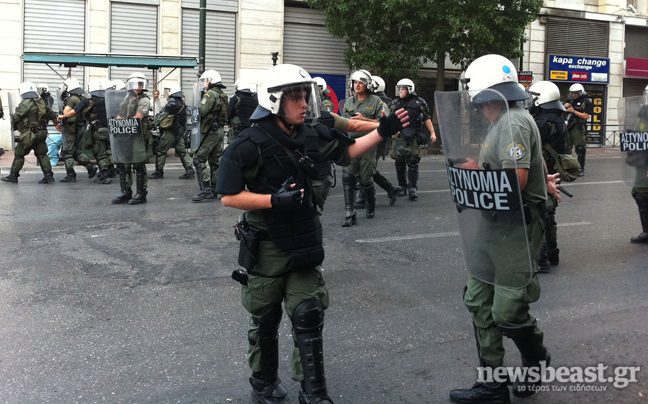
[537,244,551,273]
[342,172,357,227]
[363,185,376,219]
[249,306,288,403]
[193,156,204,189]
[149,168,164,179]
[111,164,132,204]
[354,187,366,209]
[407,158,419,201]
[128,164,148,205]
[372,170,391,193]
[292,299,330,403]
[575,145,586,176]
[631,192,648,243]
[498,324,550,398]
[395,160,407,191]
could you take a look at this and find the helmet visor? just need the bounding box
[127,78,147,91]
[274,83,321,123]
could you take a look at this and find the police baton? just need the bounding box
[557,186,573,198]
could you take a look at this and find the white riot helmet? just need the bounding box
[349,69,372,94]
[528,81,566,111]
[569,83,585,97]
[396,78,415,95]
[37,83,49,94]
[63,78,83,95]
[313,77,328,94]
[19,81,39,99]
[163,82,183,98]
[372,76,386,93]
[112,79,126,90]
[462,54,529,104]
[127,72,147,92]
[250,63,321,122]
[234,79,256,93]
[200,70,226,89]
[88,79,112,96]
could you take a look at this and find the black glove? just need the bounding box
[377,113,404,139]
[271,186,303,212]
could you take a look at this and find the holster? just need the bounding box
[235,220,260,271]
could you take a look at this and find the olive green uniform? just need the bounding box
[62,94,93,171]
[10,98,57,173]
[342,94,384,185]
[464,104,548,367]
[197,87,228,186]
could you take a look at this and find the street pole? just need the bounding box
[199,0,206,76]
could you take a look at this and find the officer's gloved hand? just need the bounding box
[271,185,303,212]
[377,108,409,139]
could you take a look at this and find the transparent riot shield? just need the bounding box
[617,96,648,187]
[7,93,16,150]
[435,90,533,288]
[106,89,146,163]
[55,90,69,150]
[188,81,202,152]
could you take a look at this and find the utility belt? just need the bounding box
[90,120,107,131]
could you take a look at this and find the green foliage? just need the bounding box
[306,0,543,79]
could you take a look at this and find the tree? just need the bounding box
[306,0,542,89]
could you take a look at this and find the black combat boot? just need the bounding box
[250,373,288,404]
[95,170,112,184]
[547,248,560,265]
[111,168,132,204]
[128,168,148,205]
[1,172,19,184]
[498,324,551,398]
[149,169,163,179]
[38,171,55,184]
[250,306,288,404]
[387,184,401,206]
[408,161,419,201]
[86,163,98,179]
[631,194,648,243]
[60,169,77,183]
[373,171,399,206]
[363,185,376,219]
[341,174,357,227]
[192,181,214,202]
[108,165,117,178]
[450,381,510,404]
[395,162,407,197]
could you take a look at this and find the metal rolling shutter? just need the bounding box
[23,0,86,95]
[181,9,236,92]
[110,2,158,84]
[283,7,348,76]
[181,0,238,13]
[546,17,609,58]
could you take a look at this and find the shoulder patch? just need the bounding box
[506,143,525,160]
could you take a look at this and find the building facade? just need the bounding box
[1,0,648,148]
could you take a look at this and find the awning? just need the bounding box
[23,52,197,70]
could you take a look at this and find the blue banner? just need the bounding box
[547,54,610,84]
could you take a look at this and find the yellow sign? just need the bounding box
[550,70,568,80]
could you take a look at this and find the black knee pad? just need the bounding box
[395,160,406,170]
[292,299,324,334]
[407,156,420,168]
[193,156,201,167]
[342,172,356,186]
[116,163,126,174]
[259,305,283,336]
[133,163,145,173]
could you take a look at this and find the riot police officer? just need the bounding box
[192,69,228,202]
[628,86,648,243]
[341,69,386,225]
[391,78,436,200]
[1,82,60,184]
[227,79,258,143]
[58,78,113,184]
[111,72,153,205]
[59,77,98,182]
[112,80,126,91]
[528,81,567,269]
[444,55,561,403]
[313,77,335,113]
[215,63,408,404]
[150,83,195,180]
[564,83,593,176]
[37,84,54,108]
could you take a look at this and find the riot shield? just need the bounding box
[7,93,16,150]
[617,96,648,187]
[435,90,533,288]
[188,81,202,152]
[106,89,146,163]
[55,90,69,150]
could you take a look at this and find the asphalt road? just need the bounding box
[0,152,646,404]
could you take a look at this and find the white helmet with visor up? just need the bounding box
[349,69,372,94]
[250,64,321,122]
[200,70,226,89]
[163,82,183,98]
[528,81,566,111]
[372,76,386,93]
[396,78,415,95]
[462,54,529,105]
[19,81,39,99]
